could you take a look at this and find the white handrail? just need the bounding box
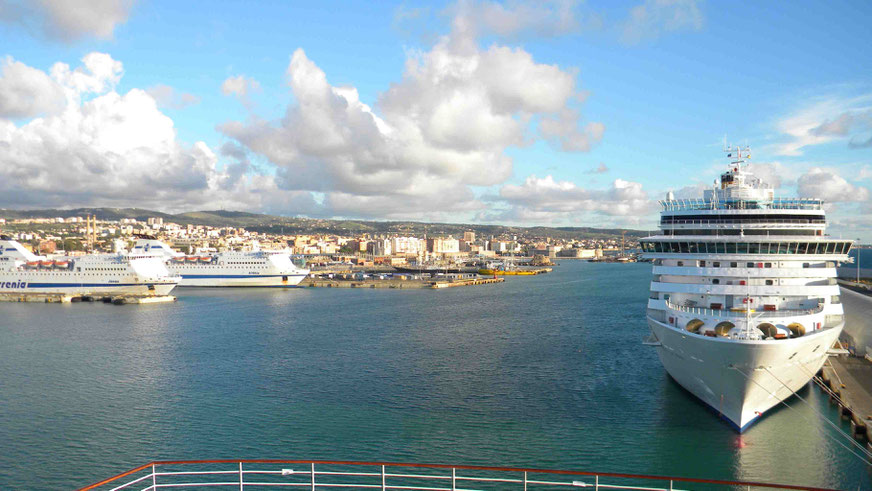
[80,460,829,491]
[665,301,823,318]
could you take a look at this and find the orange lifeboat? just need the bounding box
[186,256,199,262]
[54,260,69,268]
[199,256,212,262]
[26,261,40,268]
[172,256,186,262]
[39,260,53,267]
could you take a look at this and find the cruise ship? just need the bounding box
[132,236,309,287]
[640,147,853,431]
[0,236,179,296]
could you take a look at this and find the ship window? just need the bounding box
[730,261,737,268]
[747,262,754,268]
[803,262,810,268]
[765,280,774,285]
[798,243,809,254]
[713,261,720,267]
[726,243,737,253]
[715,243,726,253]
[699,260,706,267]
[748,243,760,254]
[736,243,748,254]
[677,261,684,266]
[712,279,720,284]
[764,262,772,268]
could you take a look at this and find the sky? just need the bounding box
[0,0,870,239]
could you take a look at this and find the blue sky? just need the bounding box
[0,0,870,238]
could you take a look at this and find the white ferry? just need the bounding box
[132,236,309,287]
[640,147,852,431]
[0,236,179,296]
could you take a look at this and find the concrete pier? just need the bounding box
[304,277,505,289]
[821,356,872,442]
[814,284,872,445]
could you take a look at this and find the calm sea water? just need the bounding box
[0,261,869,489]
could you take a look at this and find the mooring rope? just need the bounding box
[731,366,871,464]
[761,366,872,460]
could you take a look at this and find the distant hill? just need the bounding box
[0,207,648,240]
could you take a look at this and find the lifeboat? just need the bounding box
[186,256,199,262]
[172,256,186,262]
[787,322,806,337]
[199,256,212,262]
[26,261,40,268]
[39,260,53,268]
[54,260,69,268]
[685,319,704,333]
[715,321,735,337]
[757,322,777,338]
[774,325,791,339]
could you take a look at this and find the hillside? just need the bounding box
[0,208,648,240]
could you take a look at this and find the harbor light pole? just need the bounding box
[858,238,862,283]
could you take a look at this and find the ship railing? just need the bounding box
[659,198,823,212]
[77,459,835,491]
[665,301,824,318]
[660,218,824,227]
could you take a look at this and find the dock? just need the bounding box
[819,356,872,445]
[430,277,504,288]
[304,276,504,289]
[813,283,872,449]
[0,292,176,304]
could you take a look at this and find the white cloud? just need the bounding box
[0,53,276,212]
[221,74,261,102]
[449,0,586,39]
[0,0,135,41]
[773,94,872,156]
[498,175,652,222]
[0,55,66,118]
[585,162,608,174]
[621,0,703,44]
[539,108,605,151]
[220,17,603,219]
[747,161,798,189]
[146,84,201,110]
[797,167,870,203]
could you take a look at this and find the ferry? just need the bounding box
[639,147,852,431]
[132,236,309,287]
[0,236,179,296]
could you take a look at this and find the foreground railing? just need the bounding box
[77,459,837,491]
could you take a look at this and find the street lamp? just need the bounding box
[858,238,862,283]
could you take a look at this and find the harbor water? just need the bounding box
[0,261,869,489]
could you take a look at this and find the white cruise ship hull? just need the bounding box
[0,279,178,296]
[649,317,843,431]
[175,273,308,287]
